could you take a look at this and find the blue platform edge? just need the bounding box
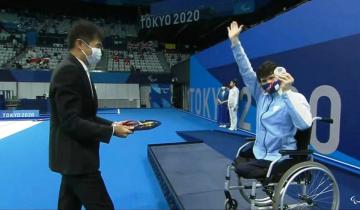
[148,141,204,210]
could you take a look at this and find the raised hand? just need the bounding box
[276,72,294,92]
[227,21,244,41]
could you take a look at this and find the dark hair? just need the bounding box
[230,79,237,86]
[67,20,104,50]
[256,60,278,82]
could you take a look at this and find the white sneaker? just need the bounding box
[219,125,226,128]
[228,127,235,131]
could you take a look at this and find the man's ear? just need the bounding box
[75,39,84,49]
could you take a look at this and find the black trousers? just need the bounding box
[58,171,114,210]
[234,142,272,179]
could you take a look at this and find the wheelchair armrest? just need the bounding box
[235,141,254,159]
[279,149,313,156]
[244,137,256,141]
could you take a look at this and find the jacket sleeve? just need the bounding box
[231,41,263,102]
[228,90,233,107]
[233,88,240,108]
[52,65,113,143]
[281,90,312,130]
[95,116,113,126]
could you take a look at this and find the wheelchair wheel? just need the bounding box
[224,198,238,210]
[238,177,273,206]
[273,161,340,210]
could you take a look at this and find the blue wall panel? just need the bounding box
[195,0,360,69]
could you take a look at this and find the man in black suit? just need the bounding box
[49,20,134,210]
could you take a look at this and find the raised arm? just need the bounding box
[282,91,312,130]
[227,21,263,101]
[277,73,312,130]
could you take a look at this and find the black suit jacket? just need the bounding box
[49,54,113,175]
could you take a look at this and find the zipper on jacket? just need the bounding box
[260,94,273,159]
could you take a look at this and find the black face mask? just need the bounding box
[262,80,281,94]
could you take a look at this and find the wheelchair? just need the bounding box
[224,117,340,210]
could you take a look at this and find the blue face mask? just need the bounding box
[262,80,281,94]
[79,39,102,65]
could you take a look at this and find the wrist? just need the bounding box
[230,37,240,47]
[279,88,291,96]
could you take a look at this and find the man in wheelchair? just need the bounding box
[224,21,340,210]
[228,20,312,178]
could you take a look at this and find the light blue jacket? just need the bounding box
[232,41,312,161]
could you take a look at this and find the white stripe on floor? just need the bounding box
[0,121,43,140]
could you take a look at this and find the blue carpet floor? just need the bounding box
[0,108,229,209]
[1,108,359,209]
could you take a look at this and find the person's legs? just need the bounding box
[64,171,114,210]
[223,104,230,127]
[234,143,271,178]
[235,159,271,179]
[58,175,82,210]
[228,107,234,129]
[229,108,237,130]
[220,104,228,127]
[233,107,238,130]
[217,104,223,126]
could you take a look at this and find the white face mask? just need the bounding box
[79,39,102,65]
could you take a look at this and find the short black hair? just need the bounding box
[67,20,104,50]
[230,79,237,86]
[256,60,278,82]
